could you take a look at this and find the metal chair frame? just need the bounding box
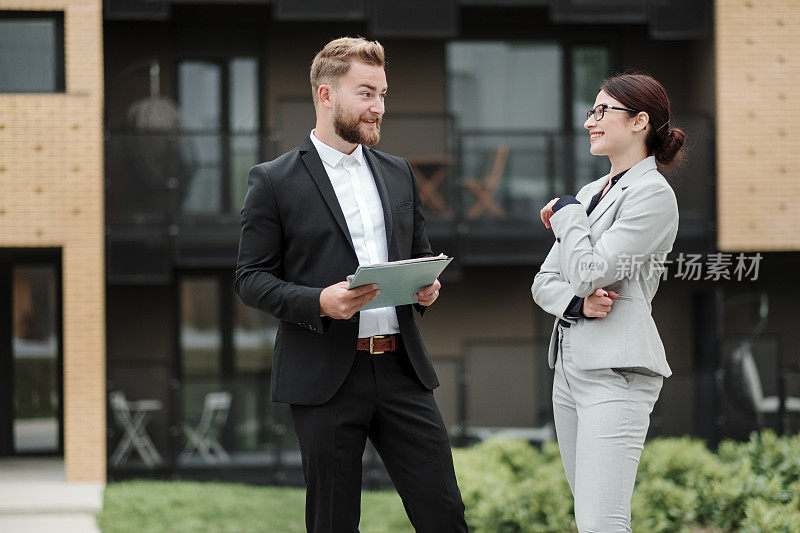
[179,391,232,464]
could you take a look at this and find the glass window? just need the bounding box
[572,47,611,187]
[0,14,64,93]
[447,42,562,132]
[233,295,277,375]
[179,61,222,213]
[232,295,277,452]
[447,42,563,219]
[229,58,260,212]
[179,277,221,376]
[179,277,224,464]
[229,58,258,133]
[177,274,289,461]
[572,47,610,128]
[447,41,611,219]
[12,265,59,453]
[177,58,261,214]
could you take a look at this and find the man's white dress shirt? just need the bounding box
[309,131,401,337]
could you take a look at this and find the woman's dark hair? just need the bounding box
[599,73,685,166]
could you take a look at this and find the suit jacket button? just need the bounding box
[556,237,561,243]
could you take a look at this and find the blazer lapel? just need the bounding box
[587,156,658,227]
[363,147,395,258]
[577,175,607,205]
[299,138,356,254]
[587,180,624,227]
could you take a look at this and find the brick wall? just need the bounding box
[0,0,105,482]
[716,0,800,251]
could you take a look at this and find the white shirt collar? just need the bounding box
[310,130,365,169]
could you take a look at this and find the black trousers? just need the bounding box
[290,346,467,533]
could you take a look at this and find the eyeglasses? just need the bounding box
[586,103,639,121]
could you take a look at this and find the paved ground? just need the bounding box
[0,458,103,533]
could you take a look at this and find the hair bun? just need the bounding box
[655,127,685,166]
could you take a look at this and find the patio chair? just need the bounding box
[732,341,800,427]
[109,391,164,468]
[179,391,232,464]
[465,145,509,219]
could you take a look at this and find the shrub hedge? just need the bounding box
[451,430,800,532]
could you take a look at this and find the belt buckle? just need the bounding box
[370,335,386,355]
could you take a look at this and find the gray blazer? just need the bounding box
[532,156,679,377]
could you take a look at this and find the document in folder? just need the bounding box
[346,254,453,311]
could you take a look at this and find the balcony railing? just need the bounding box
[106,333,781,484]
[105,347,555,485]
[104,113,714,276]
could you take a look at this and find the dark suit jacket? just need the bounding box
[235,137,440,405]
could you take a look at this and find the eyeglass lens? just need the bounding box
[586,105,605,121]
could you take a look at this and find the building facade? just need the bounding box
[0,0,106,482]
[2,0,798,484]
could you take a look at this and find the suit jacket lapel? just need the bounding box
[587,156,658,227]
[364,147,395,259]
[587,180,624,227]
[578,176,607,205]
[299,138,356,254]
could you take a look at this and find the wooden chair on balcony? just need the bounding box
[464,145,509,219]
[408,155,453,217]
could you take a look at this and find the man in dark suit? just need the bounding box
[235,37,467,533]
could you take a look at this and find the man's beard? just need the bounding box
[333,105,382,147]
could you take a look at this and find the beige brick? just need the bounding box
[0,0,105,482]
[716,0,800,251]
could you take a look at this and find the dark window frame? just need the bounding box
[0,11,66,93]
[0,248,64,457]
[173,53,264,217]
[445,37,617,197]
[174,269,277,458]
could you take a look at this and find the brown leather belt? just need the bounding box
[357,334,400,354]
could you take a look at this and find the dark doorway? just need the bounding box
[0,248,63,456]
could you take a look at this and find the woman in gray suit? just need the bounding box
[532,73,685,532]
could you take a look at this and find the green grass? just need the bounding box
[97,481,413,533]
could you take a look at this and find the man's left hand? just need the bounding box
[414,278,441,307]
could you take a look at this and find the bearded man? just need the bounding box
[235,37,467,533]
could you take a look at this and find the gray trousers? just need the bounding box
[552,323,663,532]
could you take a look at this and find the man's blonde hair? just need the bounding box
[310,37,385,104]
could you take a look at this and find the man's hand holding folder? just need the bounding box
[319,255,452,318]
[345,254,453,311]
[319,282,380,320]
[414,278,441,307]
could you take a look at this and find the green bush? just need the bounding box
[100,431,800,532]
[453,439,575,532]
[706,431,800,531]
[450,431,800,532]
[632,437,721,531]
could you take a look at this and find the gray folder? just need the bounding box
[347,254,453,311]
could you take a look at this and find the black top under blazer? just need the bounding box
[235,137,439,405]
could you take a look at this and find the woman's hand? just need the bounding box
[582,288,620,318]
[541,197,560,229]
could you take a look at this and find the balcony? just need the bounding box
[104,113,714,281]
